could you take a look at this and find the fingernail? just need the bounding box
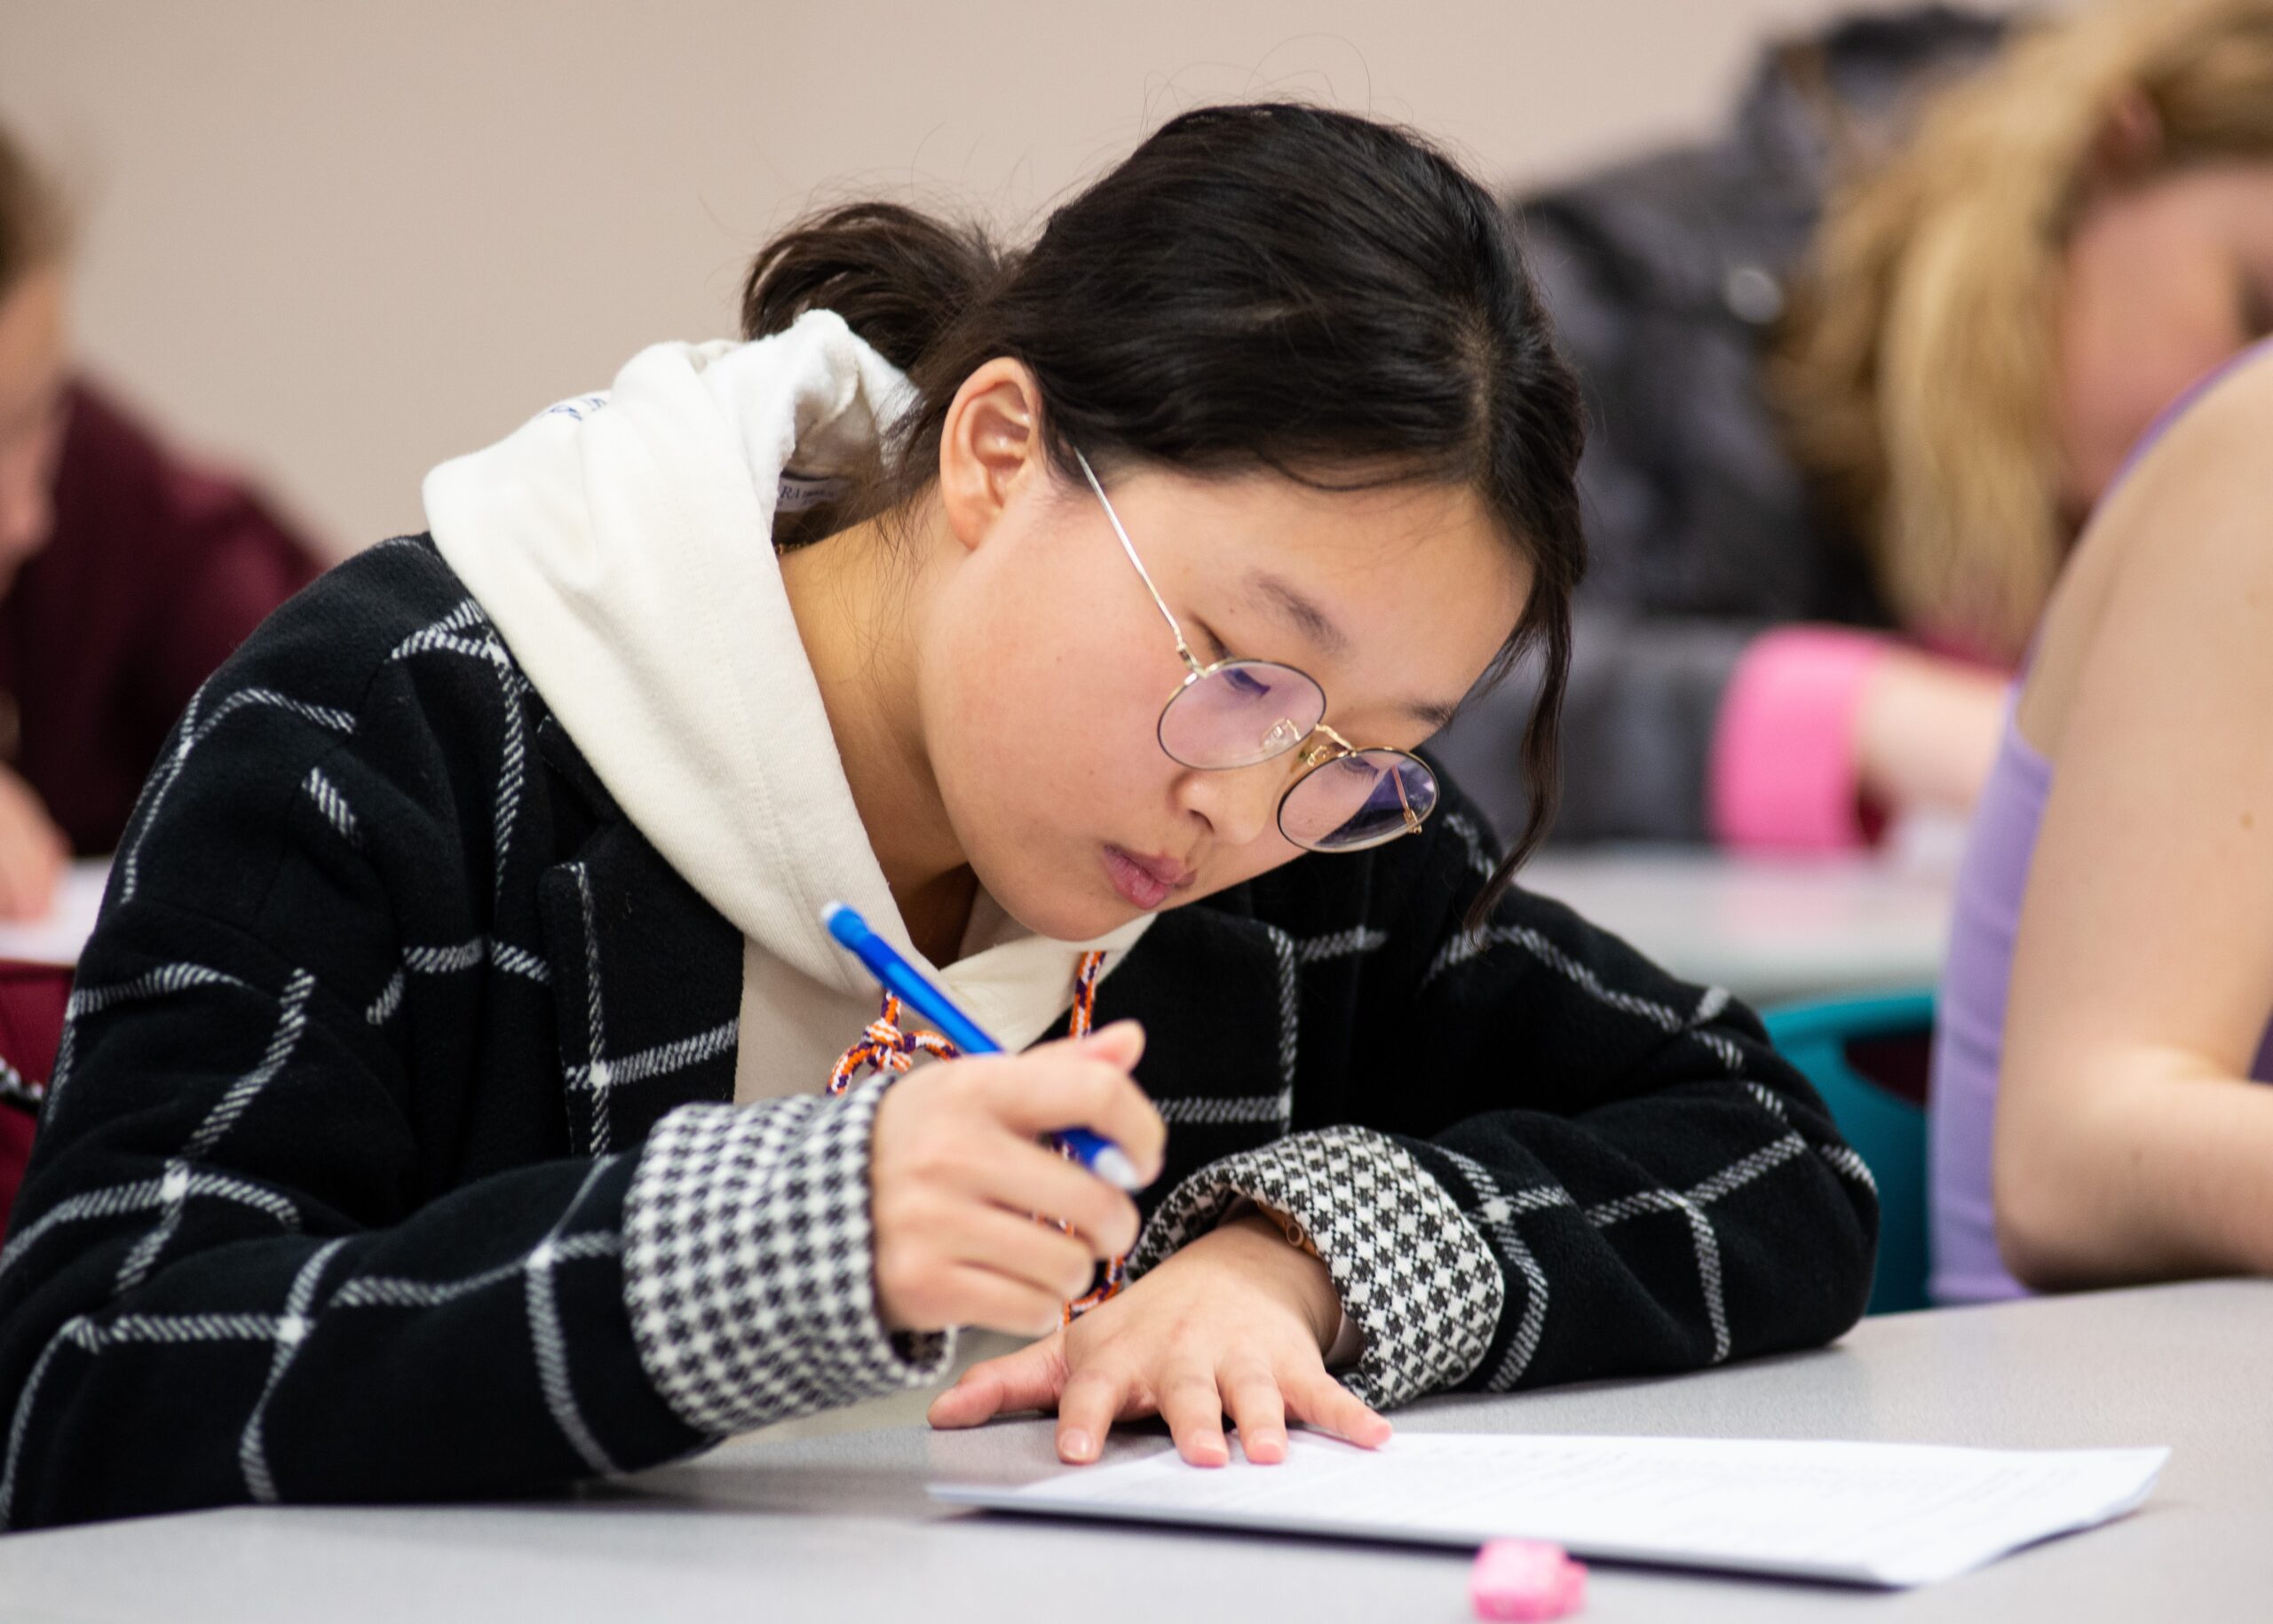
[1062,1430,1094,1462]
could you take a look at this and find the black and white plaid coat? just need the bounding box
[0,537,1876,1530]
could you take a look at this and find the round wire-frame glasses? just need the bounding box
[1073,450,1439,853]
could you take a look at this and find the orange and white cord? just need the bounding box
[828,949,1128,1323]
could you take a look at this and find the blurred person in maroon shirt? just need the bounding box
[0,120,322,920]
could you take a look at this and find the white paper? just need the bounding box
[934,1432,2168,1588]
[0,860,108,966]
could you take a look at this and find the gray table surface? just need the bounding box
[1521,844,1955,1006]
[2,1280,2264,1623]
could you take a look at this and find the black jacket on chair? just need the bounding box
[1432,5,2010,844]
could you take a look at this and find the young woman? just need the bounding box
[0,105,1875,1531]
[1433,0,2273,852]
[0,116,322,915]
[1930,337,2273,1303]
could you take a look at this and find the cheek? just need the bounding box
[2061,212,2252,495]
[921,565,1175,857]
[2078,307,2236,419]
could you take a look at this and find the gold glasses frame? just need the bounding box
[1073,449,1437,852]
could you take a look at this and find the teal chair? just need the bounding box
[1762,989,1935,1315]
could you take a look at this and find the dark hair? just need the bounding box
[0,117,67,297]
[742,103,1584,921]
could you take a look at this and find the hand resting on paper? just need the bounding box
[928,1209,1392,1469]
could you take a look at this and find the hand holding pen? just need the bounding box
[828,904,1168,1337]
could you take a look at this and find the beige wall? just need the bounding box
[0,1,2029,552]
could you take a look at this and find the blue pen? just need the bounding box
[821,902,1146,1191]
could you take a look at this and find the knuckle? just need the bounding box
[1053,1064,1110,1118]
[869,1179,919,1232]
[892,1189,952,1241]
[942,1057,998,1098]
[1163,1380,1220,1414]
[1058,1259,1098,1299]
[939,1065,994,1115]
[1164,1319,1214,1359]
[1111,1195,1144,1241]
[896,1138,958,1186]
[1062,1370,1123,1409]
[875,1254,928,1316]
[1087,1192,1140,1251]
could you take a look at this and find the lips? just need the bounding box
[1104,845,1193,911]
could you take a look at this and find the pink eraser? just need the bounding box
[1470,1538,1588,1620]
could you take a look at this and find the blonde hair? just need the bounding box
[1773,0,2273,658]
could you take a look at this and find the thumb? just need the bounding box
[928,1335,1069,1429]
[1075,1019,1146,1070]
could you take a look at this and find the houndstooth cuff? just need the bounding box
[622,1081,954,1437]
[1128,1125,1503,1409]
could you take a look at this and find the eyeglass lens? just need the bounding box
[1157,660,1327,770]
[1160,662,1438,852]
[1279,749,1439,851]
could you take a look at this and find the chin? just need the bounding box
[978,865,1135,945]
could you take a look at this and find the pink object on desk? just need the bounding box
[1470,1539,1588,1620]
[1708,623,1890,853]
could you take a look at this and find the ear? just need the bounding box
[2088,88,2164,187]
[936,357,1047,556]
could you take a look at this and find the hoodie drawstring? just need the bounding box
[828,949,1127,1321]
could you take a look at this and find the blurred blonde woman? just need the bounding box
[1434,0,2273,852]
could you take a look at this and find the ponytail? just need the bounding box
[741,201,1002,376]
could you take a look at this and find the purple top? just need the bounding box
[1929,337,2273,1303]
[1929,703,2273,1303]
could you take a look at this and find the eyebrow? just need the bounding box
[1247,571,1349,657]
[1406,697,1461,733]
[1241,570,1461,734]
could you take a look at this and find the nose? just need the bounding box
[1172,757,1292,852]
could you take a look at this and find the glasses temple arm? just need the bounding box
[1073,449,1200,668]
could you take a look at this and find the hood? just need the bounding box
[424,311,1151,1092]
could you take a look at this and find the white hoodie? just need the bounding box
[424,311,1152,1099]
